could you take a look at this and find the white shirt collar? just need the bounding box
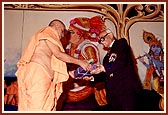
[109,40,115,47]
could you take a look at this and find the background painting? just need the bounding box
[130,22,164,82]
[2,3,165,111]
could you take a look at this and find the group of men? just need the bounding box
[15,16,143,111]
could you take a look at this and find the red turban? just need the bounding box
[69,16,106,42]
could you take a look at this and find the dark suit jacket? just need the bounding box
[93,38,142,104]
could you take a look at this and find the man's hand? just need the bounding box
[82,76,94,81]
[90,64,105,74]
[79,60,92,71]
[68,70,75,78]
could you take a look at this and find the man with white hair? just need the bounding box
[90,28,143,111]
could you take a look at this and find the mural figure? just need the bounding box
[4,81,18,106]
[137,30,164,110]
[59,15,107,110]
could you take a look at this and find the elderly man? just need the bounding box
[90,29,143,111]
[15,19,90,111]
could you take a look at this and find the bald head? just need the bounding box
[99,29,115,41]
[99,29,114,37]
[48,19,66,39]
[48,19,65,27]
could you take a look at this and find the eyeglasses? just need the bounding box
[98,33,109,44]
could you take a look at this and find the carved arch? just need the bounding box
[4,3,164,44]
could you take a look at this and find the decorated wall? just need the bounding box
[3,3,165,111]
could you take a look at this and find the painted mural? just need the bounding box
[3,3,165,111]
[4,48,20,77]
